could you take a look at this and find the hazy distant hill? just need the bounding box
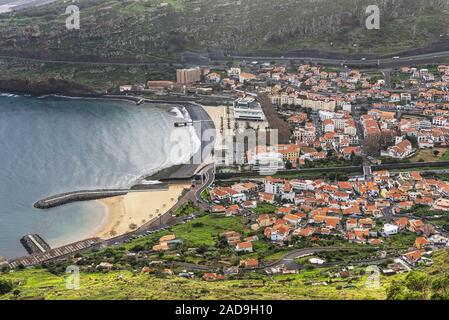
[0,0,449,62]
[0,0,57,13]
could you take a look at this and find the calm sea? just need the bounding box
[0,95,196,259]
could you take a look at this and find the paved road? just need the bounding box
[220,50,449,68]
[3,49,449,68]
[265,246,396,270]
[194,164,215,205]
[382,69,392,88]
[217,160,449,180]
[265,247,346,268]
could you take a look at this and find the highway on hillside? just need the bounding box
[219,50,449,68]
[4,49,449,68]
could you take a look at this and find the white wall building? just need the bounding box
[383,224,399,236]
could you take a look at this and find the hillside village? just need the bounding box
[71,168,449,283]
[205,170,449,276]
[5,60,449,290]
[106,61,449,281]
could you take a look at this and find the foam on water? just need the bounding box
[0,96,198,258]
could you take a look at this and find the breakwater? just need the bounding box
[34,189,129,209]
[20,234,51,255]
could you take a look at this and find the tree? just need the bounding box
[42,261,70,276]
[0,279,14,295]
[387,281,406,300]
[387,271,431,300]
[363,133,381,157]
[130,244,145,253]
[431,276,449,299]
[13,289,20,299]
[380,130,395,147]
[387,271,449,300]
[408,135,418,148]
[405,271,430,293]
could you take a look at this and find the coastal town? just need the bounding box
[4,0,449,305]
[4,58,449,300]
[121,62,449,168]
[96,60,449,278]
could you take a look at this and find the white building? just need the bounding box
[383,224,399,236]
[232,193,247,203]
[233,96,266,121]
[264,177,285,195]
[228,67,241,78]
[119,85,133,92]
[387,139,413,159]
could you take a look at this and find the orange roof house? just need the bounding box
[277,207,292,215]
[241,258,259,269]
[259,192,275,203]
[294,226,316,237]
[415,237,430,249]
[408,219,424,233]
[402,250,424,265]
[394,217,409,229]
[235,241,253,253]
[202,273,225,281]
[211,205,226,213]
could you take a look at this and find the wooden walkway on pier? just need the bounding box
[7,238,101,268]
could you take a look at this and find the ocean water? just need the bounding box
[0,95,198,259]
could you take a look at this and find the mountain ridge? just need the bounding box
[1,0,449,62]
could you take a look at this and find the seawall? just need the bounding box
[34,190,129,209]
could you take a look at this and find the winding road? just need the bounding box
[194,164,215,205]
[265,246,394,270]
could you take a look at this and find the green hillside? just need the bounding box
[1,213,448,300]
[1,0,449,61]
[2,249,449,300]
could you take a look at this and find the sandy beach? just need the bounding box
[94,183,189,239]
[90,104,218,240]
[89,105,226,240]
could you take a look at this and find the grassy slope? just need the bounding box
[119,215,247,251]
[409,148,449,162]
[4,250,446,300]
[2,213,447,300]
[0,265,396,300]
[0,60,176,91]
